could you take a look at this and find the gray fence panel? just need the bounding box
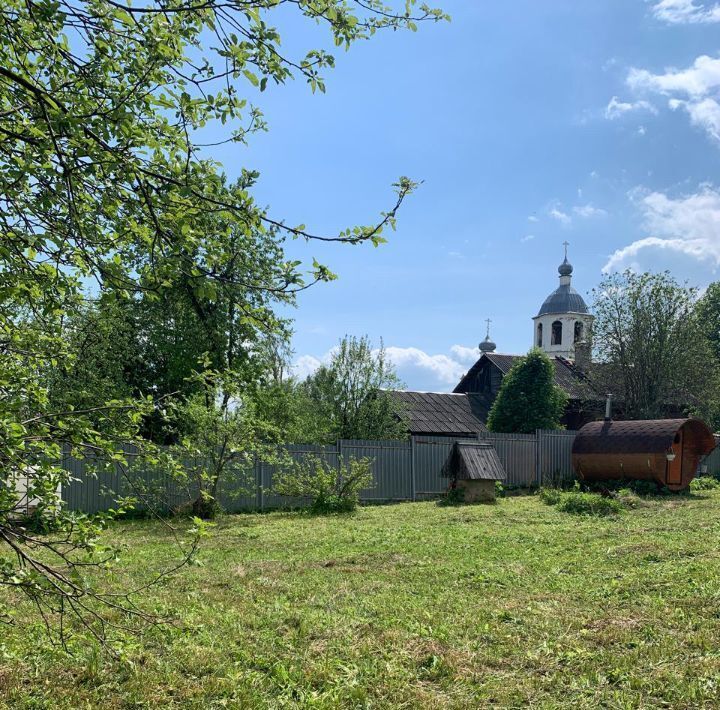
[59,431,583,514]
[537,430,577,485]
[339,439,413,501]
[699,444,720,476]
[217,457,259,513]
[61,444,187,514]
[479,432,538,487]
[412,436,476,498]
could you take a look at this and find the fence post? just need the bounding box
[410,435,416,501]
[255,456,263,511]
[535,429,542,487]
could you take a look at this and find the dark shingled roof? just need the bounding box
[442,442,506,481]
[390,391,490,436]
[454,353,595,401]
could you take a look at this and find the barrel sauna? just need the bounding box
[572,418,716,491]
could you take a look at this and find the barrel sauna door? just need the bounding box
[667,430,683,486]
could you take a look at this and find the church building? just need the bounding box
[392,248,603,437]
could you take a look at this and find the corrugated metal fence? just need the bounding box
[61,430,579,514]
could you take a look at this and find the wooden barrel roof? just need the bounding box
[572,418,715,456]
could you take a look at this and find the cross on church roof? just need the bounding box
[563,241,569,258]
[485,318,491,338]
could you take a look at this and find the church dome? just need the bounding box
[558,257,573,277]
[479,335,496,353]
[479,319,496,353]
[537,284,589,316]
[537,245,588,316]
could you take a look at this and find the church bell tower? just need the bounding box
[532,244,593,362]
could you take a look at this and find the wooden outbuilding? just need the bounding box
[572,418,716,491]
[442,441,507,502]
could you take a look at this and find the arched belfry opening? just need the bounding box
[536,323,543,348]
[574,321,584,343]
[551,320,563,346]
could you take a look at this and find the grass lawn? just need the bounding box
[3,491,720,708]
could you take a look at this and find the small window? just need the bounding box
[551,320,562,346]
[536,323,543,348]
[574,321,584,343]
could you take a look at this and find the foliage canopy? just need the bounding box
[0,0,445,639]
[591,270,719,423]
[486,349,567,433]
[301,335,408,443]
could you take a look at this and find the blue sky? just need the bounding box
[219,0,720,390]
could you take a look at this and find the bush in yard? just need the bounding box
[615,488,647,509]
[556,491,623,517]
[690,477,720,491]
[273,456,374,514]
[539,486,623,516]
[438,484,466,507]
[538,487,562,506]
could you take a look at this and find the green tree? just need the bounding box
[0,0,445,637]
[302,336,408,443]
[696,282,720,363]
[171,370,279,519]
[487,349,567,433]
[591,271,718,422]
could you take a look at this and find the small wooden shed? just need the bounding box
[572,418,716,491]
[442,441,507,502]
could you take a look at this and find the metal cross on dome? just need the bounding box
[563,240,570,258]
[485,318,492,338]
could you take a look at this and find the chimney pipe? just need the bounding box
[604,393,612,421]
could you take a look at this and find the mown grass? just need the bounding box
[3,491,720,708]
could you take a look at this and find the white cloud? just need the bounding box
[521,234,535,243]
[604,96,656,120]
[292,354,323,380]
[670,97,720,142]
[573,204,608,218]
[450,344,481,363]
[627,54,720,144]
[549,207,572,225]
[384,346,468,386]
[292,344,482,390]
[528,215,539,223]
[627,55,720,97]
[447,250,464,259]
[638,125,647,136]
[651,0,720,24]
[603,185,720,271]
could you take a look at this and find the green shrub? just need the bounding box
[494,481,505,498]
[272,455,374,514]
[615,488,647,509]
[556,491,623,517]
[538,487,561,506]
[438,485,466,507]
[690,476,720,491]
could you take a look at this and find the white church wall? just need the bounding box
[533,312,594,361]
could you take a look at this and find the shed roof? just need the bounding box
[442,442,506,481]
[390,391,489,436]
[572,418,716,456]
